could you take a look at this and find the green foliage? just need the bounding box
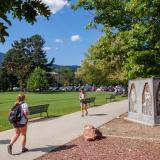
[58,68,75,86]
[76,34,128,85]
[73,0,160,83]
[0,91,127,131]
[0,0,51,42]
[27,67,48,91]
[2,35,48,90]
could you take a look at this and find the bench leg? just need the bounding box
[46,111,49,118]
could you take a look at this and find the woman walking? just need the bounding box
[7,93,29,155]
[79,88,88,117]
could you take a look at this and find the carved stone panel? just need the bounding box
[156,83,160,116]
[129,84,137,112]
[142,83,152,116]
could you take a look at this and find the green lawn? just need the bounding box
[0,91,127,131]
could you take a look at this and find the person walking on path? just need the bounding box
[79,88,88,117]
[7,93,29,155]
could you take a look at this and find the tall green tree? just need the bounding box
[0,69,18,91]
[73,0,160,81]
[0,0,51,42]
[58,68,75,86]
[3,34,48,90]
[76,34,127,85]
[27,67,48,92]
[0,66,9,91]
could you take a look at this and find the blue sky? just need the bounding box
[0,0,103,65]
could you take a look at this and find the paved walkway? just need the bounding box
[0,100,128,160]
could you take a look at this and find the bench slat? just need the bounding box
[29,104,49,117]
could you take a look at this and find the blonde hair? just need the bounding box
[16,93,26,105]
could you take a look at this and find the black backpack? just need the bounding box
[8,104,22,124]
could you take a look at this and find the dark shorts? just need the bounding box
[12,123,27,128]
[80,99,87,104]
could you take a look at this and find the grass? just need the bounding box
[0,91,127,131]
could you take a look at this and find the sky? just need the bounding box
[0,0,103,66]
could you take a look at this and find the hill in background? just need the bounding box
[53,64,80,72]
[0,53,79,71]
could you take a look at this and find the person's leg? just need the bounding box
[7,128,20,154]
[20,125,28,152]
[10,128,20,145]
[84,103,88,115]
[81,103,84,117]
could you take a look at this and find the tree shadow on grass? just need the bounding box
[33,91,66,94]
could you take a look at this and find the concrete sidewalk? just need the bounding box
[0,100,128,160]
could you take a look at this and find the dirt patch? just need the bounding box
[36,114,160,160]
[99,113,160,140]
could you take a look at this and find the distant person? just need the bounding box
[79,88,88,117]
[7,93,29,155]
[114,86,118,95]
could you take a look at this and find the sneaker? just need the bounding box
[81,114,84,117]
[85,111,88,116]
[7,145,12,155]
[22,147,29,153]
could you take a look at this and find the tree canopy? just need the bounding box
[73,0,160,83]
[0,0,51,42]
[27,67,48,91]
[2,34,49,90]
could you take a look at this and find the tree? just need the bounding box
[27,67,48,92]
[76,34,127,85]
[0,66,10,91]
[0,0,51,42]
[0,69,18,91]
[58,68,75,86]
[3,34,49,90]
[73,0,160,80]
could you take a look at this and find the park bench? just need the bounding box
[29,104,49,118]
[85,97,96,107]
[106,94,116,102]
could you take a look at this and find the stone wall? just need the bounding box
[128,78,160,125]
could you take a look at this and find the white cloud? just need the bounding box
[55,47,59,50]
[54,38,64,43]
[71,35,80,42]
[43,46,51,51]
[42,0,69,14]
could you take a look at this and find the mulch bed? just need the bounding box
[36,114,160,160]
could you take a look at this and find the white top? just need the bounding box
[79,92,86,100]
[18,102,29,124]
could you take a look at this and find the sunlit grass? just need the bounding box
[0,91,127,131]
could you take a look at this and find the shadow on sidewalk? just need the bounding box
[29,145,56,152]
[51,144,77,152]
[88,114,108,116]
[29,144,77,153]
[29,115,61,123]
[0,139,10,144]
[12,146,58,156]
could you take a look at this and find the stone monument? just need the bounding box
[128,78,160,125]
